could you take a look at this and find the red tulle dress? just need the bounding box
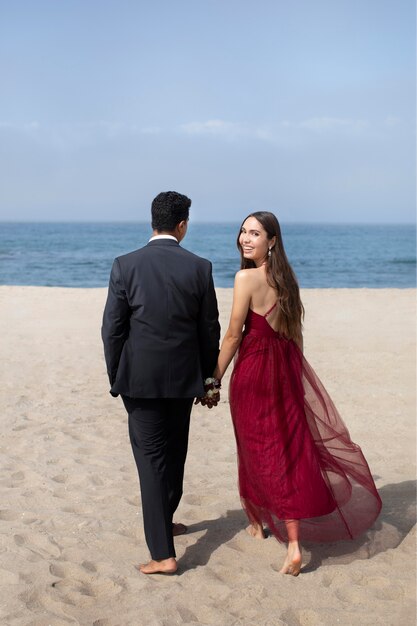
[229,304,382,543]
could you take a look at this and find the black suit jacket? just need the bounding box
[101,238,220,398]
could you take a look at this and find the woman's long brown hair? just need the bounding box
[237,211,304,340]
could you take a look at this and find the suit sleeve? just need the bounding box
[197,263,221,379]
[101,258,131,391]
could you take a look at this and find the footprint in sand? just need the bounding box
[14,535,25,546]
[213,564,252,585]
[81,560,97,573]
[50,562,89,579]
[183,493,219,507]
[14,532,62,559]
[0,509,20,521]
[335,578,405,603]
[20,585,79,621]
[177,606,199,623]
[52,488,68,499]
[90,474,105,486]
[22,516,39,525]
[12,423,29,431]
[11,471,25,481]
[50,561,124,607]
[116,525,140,540]
[52,474,68,484]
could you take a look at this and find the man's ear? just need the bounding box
[176,220,188,240]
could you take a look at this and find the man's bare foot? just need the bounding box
[137,558,177,575]
[246,523,265,539]
[172,522,187,536]
[280,541,302,576]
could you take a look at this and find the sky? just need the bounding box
[0,0,415,223]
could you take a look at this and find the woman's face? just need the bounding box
[239,216,271,266]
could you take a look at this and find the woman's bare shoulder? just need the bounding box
[236,266,267,287]
[235,267,262,282]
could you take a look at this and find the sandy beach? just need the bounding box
[0,286,415,626]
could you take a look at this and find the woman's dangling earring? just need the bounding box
[268,247,272,258]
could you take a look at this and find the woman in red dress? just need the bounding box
[212,212,382,576]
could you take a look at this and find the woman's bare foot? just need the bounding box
[137,558,177,575]
[246,523,265,539]
[280,541,302,576]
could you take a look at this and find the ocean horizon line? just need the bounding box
[0,219,416,227]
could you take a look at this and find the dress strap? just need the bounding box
[264,302,278,318]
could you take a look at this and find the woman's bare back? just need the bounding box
[244,266,282,332]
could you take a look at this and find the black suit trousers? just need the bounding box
[122,396,193,560]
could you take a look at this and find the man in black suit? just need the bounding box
[102,191,220,574]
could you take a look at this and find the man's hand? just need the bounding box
[194,377,221,409]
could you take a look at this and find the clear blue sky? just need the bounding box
[0,0,415,222]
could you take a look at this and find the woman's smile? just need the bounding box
[239,216,270,265]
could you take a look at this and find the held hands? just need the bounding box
[194,377,221,409]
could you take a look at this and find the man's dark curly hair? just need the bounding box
[151,191,191,231]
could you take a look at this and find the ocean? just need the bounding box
[0,222,415,288]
